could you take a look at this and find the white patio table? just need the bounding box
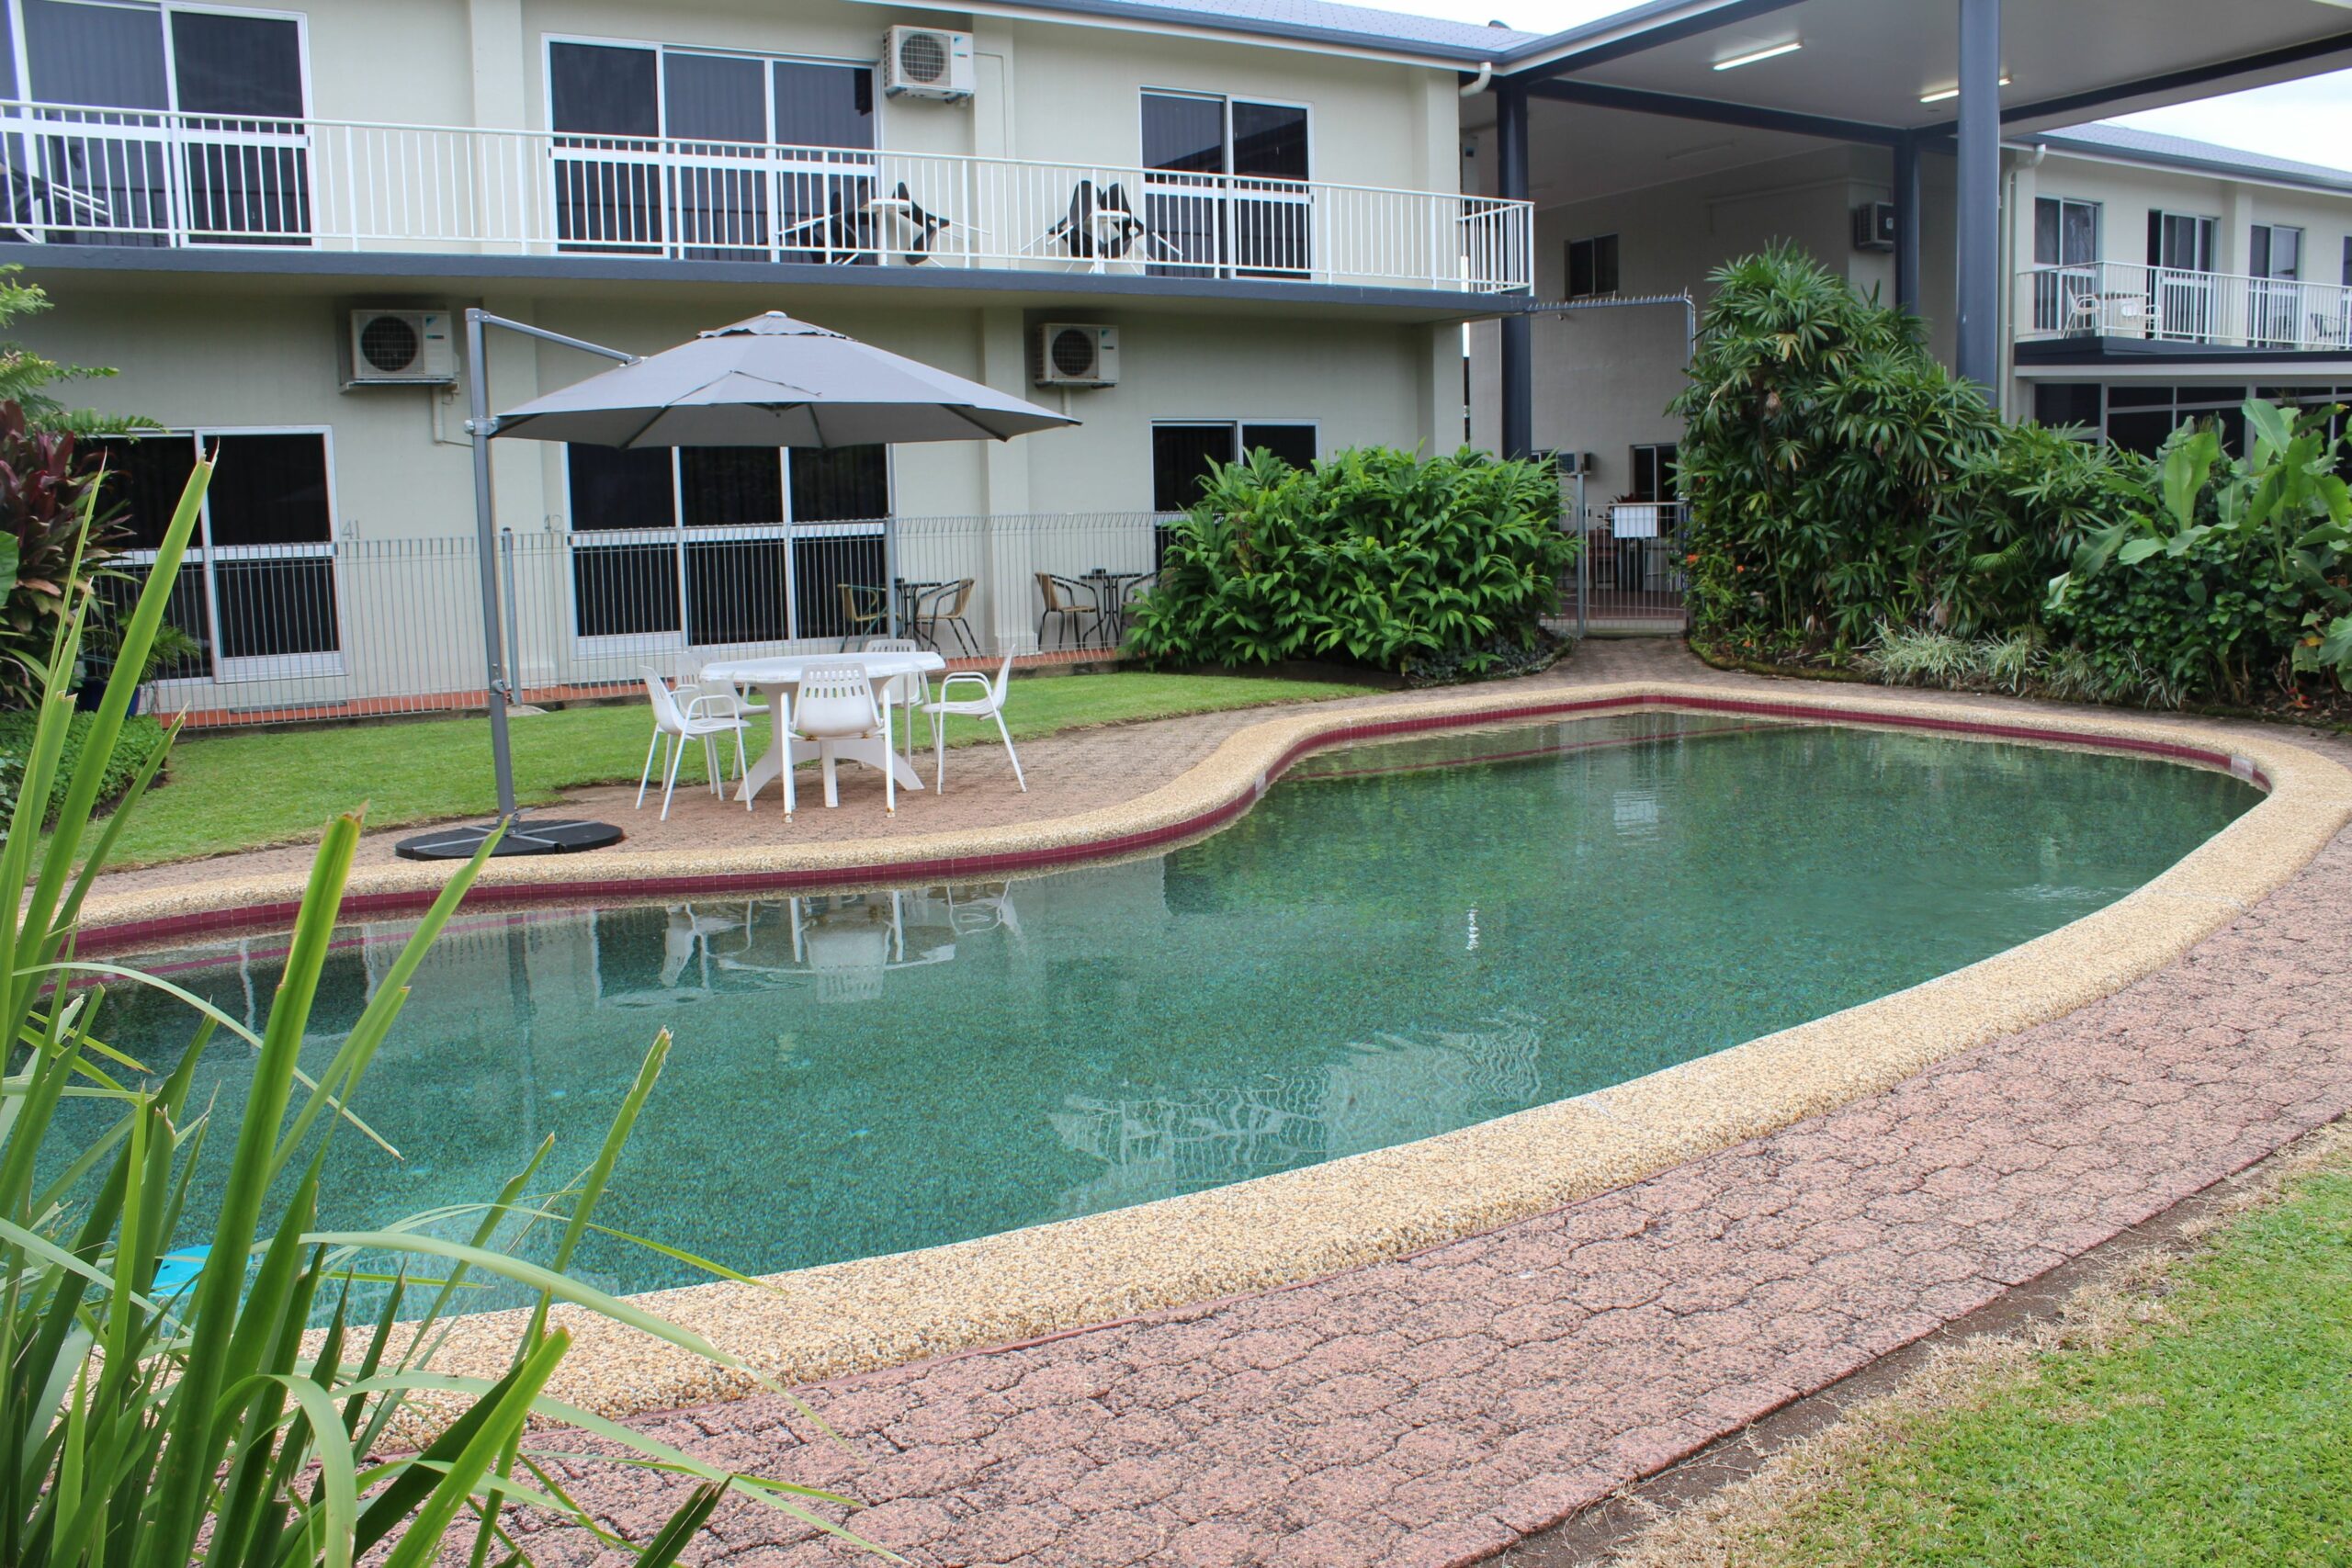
[699,649,948,805]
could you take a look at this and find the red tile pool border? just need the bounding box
[75,694,2270,955]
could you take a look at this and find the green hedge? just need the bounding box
[0,709,166,827]
[1126,446,1574,678]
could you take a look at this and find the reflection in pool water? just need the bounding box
[78,712,2258,1307]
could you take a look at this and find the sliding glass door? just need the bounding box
[548,39,875,260]
[1141,91,1310,279]
[8,0,311,246]
[2149,210,2218,342]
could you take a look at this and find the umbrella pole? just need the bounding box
[395,308,635,862]
[469,305,521,821]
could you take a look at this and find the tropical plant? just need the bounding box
[0,265,153,437]
[2052,399,2352,704]
[1938,419,2145,637]
[1670,244,2000,652]
[2,469,877,1564]
[0,400,124,708]
[1125,445,1573,676]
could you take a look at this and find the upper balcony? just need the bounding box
[2016,261,2352,360]
[0,103,1533,300]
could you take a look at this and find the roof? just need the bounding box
[941,0,1546,59]
[2034,121,2352,194]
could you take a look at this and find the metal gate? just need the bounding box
[1563,501,1690,635]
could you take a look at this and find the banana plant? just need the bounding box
[1,468,888,1564]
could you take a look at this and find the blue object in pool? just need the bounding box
[152,1247,209,1295]
[70,712,2258,1311]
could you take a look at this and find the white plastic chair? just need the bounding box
[636,668,753,821]
[859,637,931,761]
[788,663,897,812]
[921,653,1024,795]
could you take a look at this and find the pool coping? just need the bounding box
[108,682,2352,1428]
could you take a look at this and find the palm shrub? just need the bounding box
[1939,419,2146,637]
[1670,245,2000,653]
[3,469,875,1563]
[1125,445,1572,677]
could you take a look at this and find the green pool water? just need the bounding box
[80,712,2257,1305]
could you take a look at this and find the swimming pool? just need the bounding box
[80,710,2257,1306]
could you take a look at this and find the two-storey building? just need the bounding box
[4,0,1531,717]
[1453,0,2352,517]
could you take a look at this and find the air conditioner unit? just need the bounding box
[881,26,976,100]
[346,309,457,385]
[1553,450,1598,477]
[1035,323,1118,388]
[1852,200,1898,253]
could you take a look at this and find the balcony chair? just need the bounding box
[1035,571,1096,649]
[1036,180,1180,271]
[788,662,898,813]
[636,667,753,822]
[921,653,1024,796]
[911,576,979,656]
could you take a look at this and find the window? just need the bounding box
[2032,197,2100,332]
[12,0,310,244]
[1140,91,1311,277]
[1150,422,1317,513]
[2252,223,2303,280]
[563,444,888,649]
[1628,444,1678,503]
[88,429,339,681]
[2103,384,2250,458]
[2032,382,2104,435]
[547,39,875,260]
[1566,234,1619,299]
[2343,236,2352,288]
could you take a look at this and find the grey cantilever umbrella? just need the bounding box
[393,308,1077,862]
[491,310,1077,447]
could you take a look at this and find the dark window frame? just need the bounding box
[1566,233,1620,300]
[562,442,890,649]
[87,425,340,679]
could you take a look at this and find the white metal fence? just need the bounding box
[0,102,1534,293]
[98,511,1179,728]
[1557,502,1688,635]
[2018,261,2352,353]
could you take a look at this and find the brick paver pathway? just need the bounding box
[507,787,2352,1563]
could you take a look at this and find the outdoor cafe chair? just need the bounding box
[790,662,899,813]
[637,667,753,821]
[837,581,889,648]
[911,577,979,656]
[1036,571,1095,649]
[921,653,1024,795]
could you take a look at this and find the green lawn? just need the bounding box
[1714,1146,2352,1566]
[110,670,1379,867]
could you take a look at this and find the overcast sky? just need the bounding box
[1394,0,2352,172]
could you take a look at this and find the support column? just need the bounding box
[1954,0,2002,389]
[1495,81,1534,460]
[1894,133,1922,316]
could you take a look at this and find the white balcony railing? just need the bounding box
[2018,261,2352,354]
[0,102,1532,294]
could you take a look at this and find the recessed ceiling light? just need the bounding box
[1713,40,1803,71]
[1921,75,2011,103]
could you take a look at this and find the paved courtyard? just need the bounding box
[459,648,2352,1566]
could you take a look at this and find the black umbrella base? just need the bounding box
[393,818,624,861]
